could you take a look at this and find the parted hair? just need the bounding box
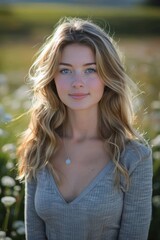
[17,17,144,189]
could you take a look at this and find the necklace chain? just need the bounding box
[63,128,72,166]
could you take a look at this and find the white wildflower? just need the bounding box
[9,100,21,110]
[10,232,16,237]
[151,100,160,110]
[17,226,25,235]
[152,195,160,208]
[153,151,160,160]
[13,185,21,197]
[12,220,24,229]
[6,162,14,170]
[14,185,21,192]
[13,191,19,197]
[9,153,16,160]
[13,85,29,101]
[151,135,160,147]
[0,231,6,237]
[23,100,31,110]
[1,176,15,187]
[2,144,16,154]
[1,196,16,207]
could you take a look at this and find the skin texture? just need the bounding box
[54,43,104,112]
[53,43,108,202]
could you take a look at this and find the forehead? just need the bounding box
[60,43,95,64]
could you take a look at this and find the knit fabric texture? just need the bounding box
[25,140,153,240]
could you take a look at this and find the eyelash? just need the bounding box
[59,68,96,75]
[60,69,71,74]
[85,68,96,73]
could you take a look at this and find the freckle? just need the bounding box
[89,168,95,173]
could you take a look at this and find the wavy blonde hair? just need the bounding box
[17,17,143,189]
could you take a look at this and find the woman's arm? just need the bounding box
[118,148,153,240]
[25,178,47,240]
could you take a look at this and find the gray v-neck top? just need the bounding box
[25,140,153,240]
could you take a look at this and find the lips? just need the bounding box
[69,93,89,99]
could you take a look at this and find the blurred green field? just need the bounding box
[0,3,160,38]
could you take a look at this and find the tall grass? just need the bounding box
[0,3,160,38]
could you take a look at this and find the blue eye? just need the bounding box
[60,69,72,74]
[85,68,96,74]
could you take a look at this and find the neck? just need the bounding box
[65,108,99,141]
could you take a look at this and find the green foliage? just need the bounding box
[146,0,160,6]
[149,143,160,240]
[0,4,160,39]
[0,151,25,239]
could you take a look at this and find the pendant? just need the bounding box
[65,158,71,165]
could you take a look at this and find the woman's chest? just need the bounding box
[56,161,110,203]
[35,168,124,226]
[52,140,110,203]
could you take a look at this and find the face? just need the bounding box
[54,43,104,112]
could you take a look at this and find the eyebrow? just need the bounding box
[59,62,96,66]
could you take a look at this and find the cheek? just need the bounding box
[54,78,68,95]
[90,78,104,97]
[54,82,67,104]
[97,86,104,101]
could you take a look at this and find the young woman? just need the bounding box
[17,17,153,240]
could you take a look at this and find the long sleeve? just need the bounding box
[25,178,47,240]
[118,147,153,240]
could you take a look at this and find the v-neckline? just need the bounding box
[48,160,113,206]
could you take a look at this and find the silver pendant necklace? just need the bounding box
[65,158,71,165]
[63,130,72,166]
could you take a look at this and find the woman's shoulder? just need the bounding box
[26,165,48,184]
[120,139,152,173]
[124,139,151,157]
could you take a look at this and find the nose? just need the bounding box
[72,72,84,88]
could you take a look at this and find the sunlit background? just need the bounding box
[0,0,160,239]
